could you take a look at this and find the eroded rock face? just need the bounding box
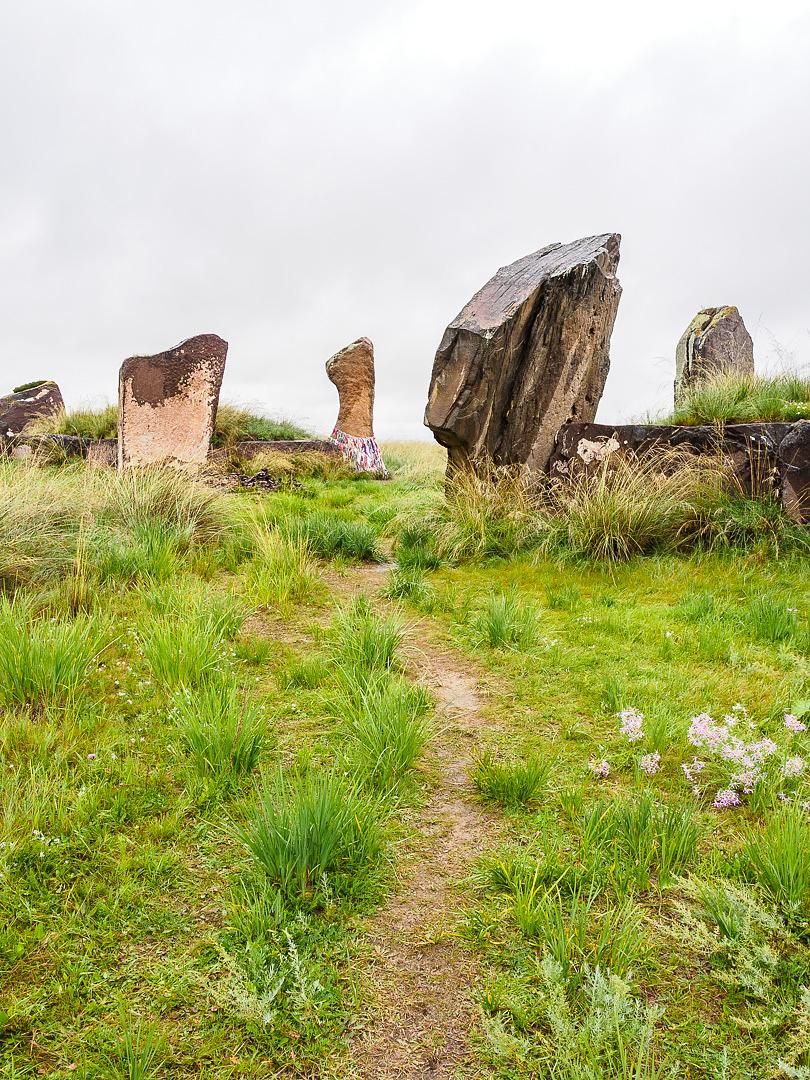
[118,334,227,469]
[424,234,622,473]
[87,438,118,468]
[549,420,810,524]
[675,306,754,403]
[326,338,388,477]
[0,381,64,436]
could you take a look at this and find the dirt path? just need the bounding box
[329,566,498,1079]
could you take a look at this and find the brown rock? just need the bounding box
[118,334,227,469]
[0,381,64,436]
[778,420,810,524]
[87,438,118,469]
[326,338,388,477]
[424,234,622,473]
[675,306,754,403]
[549,419,810,522]
[326,337,376,438]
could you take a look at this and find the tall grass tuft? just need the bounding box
[745,805,810,915]
[745,593,799,644]
[330,597,403,673]
[666,369,810,425]
[581,796,700,891]
[104,467,226,546]
[473,751,551,808]
[247,530,321,607]
[0,462,87,588]
[429,463,546,563]
[281,511,382,563]
[242,770,383,903]
[173,678,266,779]
[0,595,107,707]
[334,669,432,789]
[469,588,541,649]
[542,449,728,562]
[140,593,244,689]
[32,403,119,440]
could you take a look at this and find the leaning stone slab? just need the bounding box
[0,380,64,436]
[549,420,810,524]
[675,306,754,403]
[326,338,388,477]
[118,334,227,469]
[424,234,622,473]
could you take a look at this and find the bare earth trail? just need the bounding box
[326,564,501,1079]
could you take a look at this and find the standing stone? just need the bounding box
[118,334,227,470]
[326,337,388,477]
[0,381,64,436]
[424,234,622,473]
[675,306,754,403]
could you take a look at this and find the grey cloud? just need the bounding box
[1,1,808,437]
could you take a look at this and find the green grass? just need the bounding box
[0,444,808,1077]
[665,369,810,425]
[241,769,385,904]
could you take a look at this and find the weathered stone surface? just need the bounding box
[326,338,388,476]
[0,433,88,460]
[424,234,622,473]
[118,335,227,469]
[778,420,810,524]
[675,306,754,403]
[549,420,810,522]
[87,438,118,468]
[0,381,64,436]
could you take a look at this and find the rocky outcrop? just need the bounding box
[0,433,87,460]
[118,334,227,469]
[326,338,388,477]
[675,307,754,403]
[424,234,622,473]
[0,381,64,436]
[549,420,810,524]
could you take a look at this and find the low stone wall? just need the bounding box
[548,421,810,524]
[0,433,89,460]
[209,439,342,466]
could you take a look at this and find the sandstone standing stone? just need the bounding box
[424,234,622,473]
[326,338,388,477]
[0,381,64,436]
[118,334,227,469]
[675,306,754,403]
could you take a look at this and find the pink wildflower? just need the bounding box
[639,752,661,776]
[682,758,706,783]
[618,708,644,743]
[589,759,610,778]
[784,714,807,734]
[783,756,806,779]
[713,788,742,809]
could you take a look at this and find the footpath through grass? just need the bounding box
[0,441,808,1078]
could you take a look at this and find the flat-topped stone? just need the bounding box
[118,334,227,469]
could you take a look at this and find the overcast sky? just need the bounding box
[1,0,808,439]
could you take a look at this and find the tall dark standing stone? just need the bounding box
[675,306,754,404]
[118,334,227,469]
[424,234,622,472]
[0,381,64,436]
